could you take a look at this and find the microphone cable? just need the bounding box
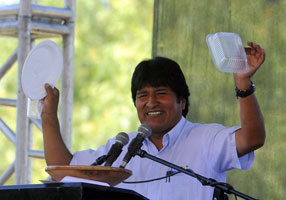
[122,170,181,184]
[122,170,238,200]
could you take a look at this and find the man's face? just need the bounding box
[135,85,186,136]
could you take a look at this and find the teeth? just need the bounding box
[147,111,162,115]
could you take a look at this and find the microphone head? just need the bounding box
[116,132,129,146]
[138,124,152,138]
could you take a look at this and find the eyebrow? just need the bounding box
[136,90,147,95]
[156,87,169,92]
[136,87,169,94]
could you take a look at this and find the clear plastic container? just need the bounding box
[27,99,42,120]
[206,32,249,73]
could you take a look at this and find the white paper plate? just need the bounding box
[21,40,63,100]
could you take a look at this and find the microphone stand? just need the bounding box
[91,155,108,166]
[136,149,258,200]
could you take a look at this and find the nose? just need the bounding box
[146,94,158,108]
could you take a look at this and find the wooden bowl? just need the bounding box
[45,165,132,186]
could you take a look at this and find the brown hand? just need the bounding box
[40,84,60,117]
[233,41,266,89]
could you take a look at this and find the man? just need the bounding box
[41,41,265,199]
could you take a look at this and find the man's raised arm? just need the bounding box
[41,84,73,165]
[234,41,266,157]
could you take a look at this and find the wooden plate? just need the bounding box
[45,165,132,186]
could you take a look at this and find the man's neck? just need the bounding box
[148,118,183,151]
[148,134,164,151]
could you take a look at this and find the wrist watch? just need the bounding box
[235,81,256,98]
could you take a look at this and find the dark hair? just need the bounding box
[131,56,190,117]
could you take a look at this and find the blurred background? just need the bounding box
[0,0,153,184]
[0,0,285,199]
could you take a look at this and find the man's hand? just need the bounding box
[40,84,60,117]
[233,41,266,90]
[245,41,265,71]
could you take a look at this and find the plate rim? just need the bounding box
[21,40,63,100]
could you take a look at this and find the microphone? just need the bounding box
[120,124,152,168]
[104,132,129,166]
[91,132,129,166]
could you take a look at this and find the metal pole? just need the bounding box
[0,49,17,79]
[0,98,17,107]
[0,161,15,185]
[0,0,76,185]
[152,0,159,58]
[15,0,32,184]
[0,118,16,145]
[60,0,76,151]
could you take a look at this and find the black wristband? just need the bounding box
[235,81,256,98]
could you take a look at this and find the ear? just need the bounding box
[180,98,186,110]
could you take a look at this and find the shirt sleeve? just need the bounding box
[206,124,254,173]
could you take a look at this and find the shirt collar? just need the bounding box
[145,116,187,153]
[163,116,187,148]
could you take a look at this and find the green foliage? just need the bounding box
[72,0,153,150]
[0,0,153,184]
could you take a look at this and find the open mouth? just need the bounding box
[146,111,163,116]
